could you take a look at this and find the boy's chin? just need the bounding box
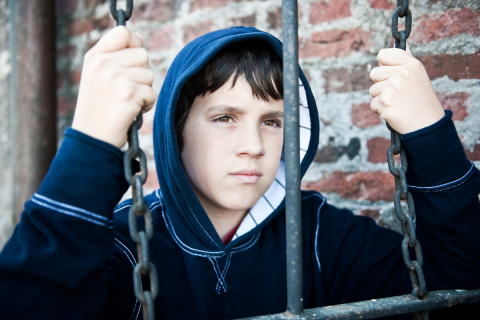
[220,195,261,212]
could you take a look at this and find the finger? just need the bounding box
[106,48,150,67]
[370,96,383,115]
[370,65,402,83]
[134,84,157,112]
[377,48,412,66]
[91,26,143,54]
[123,67,154,85]
[369,81,389,98]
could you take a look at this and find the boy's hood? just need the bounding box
[153,27,319,252]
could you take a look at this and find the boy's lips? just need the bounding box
[229,169,263,183]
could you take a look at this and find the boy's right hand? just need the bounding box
[72,26,157,149]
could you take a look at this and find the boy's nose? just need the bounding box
[234,127,266,158]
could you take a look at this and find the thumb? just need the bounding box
[392,38,413,56]
[90,26,144,54]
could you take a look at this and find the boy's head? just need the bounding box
[175,40,285,216]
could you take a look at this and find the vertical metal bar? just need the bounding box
[282,0,303,315]
[11,0,57,221]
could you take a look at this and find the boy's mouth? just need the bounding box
[230,169,263,183]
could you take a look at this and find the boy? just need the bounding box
[0,26,479,320]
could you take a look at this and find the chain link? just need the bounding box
[110,1,158,319]
[390,3,429,318]
[387,124,429,318]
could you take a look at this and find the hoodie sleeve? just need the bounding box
[0,128,137,320]
[318,111,480,315]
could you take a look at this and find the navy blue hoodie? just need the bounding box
[1,27,479,320]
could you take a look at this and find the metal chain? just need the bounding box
[390,2,428,319]
[110,1,158,319]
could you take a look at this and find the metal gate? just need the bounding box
[109,0,480,319]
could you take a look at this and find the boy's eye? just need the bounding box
[263,119,280,127]
[216,116,232,123]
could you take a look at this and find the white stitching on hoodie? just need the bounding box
[31,198,113,229]
[114,238,141,320]
[34,193,110,222]
[408,162,474,191]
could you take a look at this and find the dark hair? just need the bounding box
[175,40,284,151]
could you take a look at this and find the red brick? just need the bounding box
[148,27,175,51]
[92,14,113,32]
[144,169,160,189]
[302,171,395,201]
[84,0,104,10]
[183,21,214,44]
[314,137,360,163]
[68,19,94,36]
[303,70,312,83]
[351,102,380,128]
[57,44,77,58]
[367,137,390,163]
[131,0,175,23]
[436,92,470,122]
[267,7,282,29]
[314,144,342,163]
[323,62,377,93]
[57,97,76,116]
[358,209,380,220]
[55,0,78,16]
[230,14,256,27]
[418,51,480,81]
[191,0,230,11]
[368,0,396,10]
[464,144,480,161]
[70,69,82,85]
[56,70,68,90]
[300,28,371,59]
[309,0,351,24]
[411,8,480,44]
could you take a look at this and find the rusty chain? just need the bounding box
[110,1,158,319]
[390,1,429,319]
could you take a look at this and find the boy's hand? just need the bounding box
[72,26,156,148]
[369,45,444,134]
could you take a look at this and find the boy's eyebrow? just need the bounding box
[207,105,246,114]
[263,111,284,118]
[207,106,284,118]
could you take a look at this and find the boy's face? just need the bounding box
[181,77,284,217]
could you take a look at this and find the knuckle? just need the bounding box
[138,48,149,62]
[118,81,135,100]
[379,93,391,106]
[146,70,154,84]
[90,54,106,69]
[399,68,409,79]
[391,78,402,91]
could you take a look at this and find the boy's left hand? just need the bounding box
[369,45,444,134]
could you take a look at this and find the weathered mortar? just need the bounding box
[53,0,480,230]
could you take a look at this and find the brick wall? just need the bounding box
[56,0,480,231]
